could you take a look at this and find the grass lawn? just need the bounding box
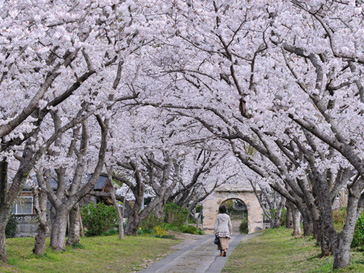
[0,235,180,273]
[223,227,364,273]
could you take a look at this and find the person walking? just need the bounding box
[214,205,232,257]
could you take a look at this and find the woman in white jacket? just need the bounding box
[214,206,232,257]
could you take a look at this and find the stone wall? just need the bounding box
[14,215,38,237]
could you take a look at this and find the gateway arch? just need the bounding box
[202,185,264,234]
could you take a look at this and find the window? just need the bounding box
[12,196,34,215]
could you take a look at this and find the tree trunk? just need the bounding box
[50,207,68,251]
[334,234,353,269]
[110,187,123,239]
[0,221,7,263]
[79,213,85,237]
[67,205,80,246]
[33,222,48,256]
[125,214,140,236]
[301,211,314,236]
[154,202,164,218]
[292,205,301,236]
[305,194,321,242]
[315,176,337,257]
[333,188,363,269]
[286,203,293,229]
[125,191,147,236]
[273,198,286,228]
[0,160,9,262]
[33,187,49,255]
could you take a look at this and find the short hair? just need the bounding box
[219,206,227,214]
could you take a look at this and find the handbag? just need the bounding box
[214,236,219,245]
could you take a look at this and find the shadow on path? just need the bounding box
[139,232,263,273]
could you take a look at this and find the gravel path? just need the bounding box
[139,232,262,273]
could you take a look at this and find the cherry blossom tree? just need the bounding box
[0,0,153,260]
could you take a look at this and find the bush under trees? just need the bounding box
[239,220,248,234]
[164,203,189,227]
[81,203,117,236]
[352,210,364,248]
[5,216,17,238]
[140,203,204,235]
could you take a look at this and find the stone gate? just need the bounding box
[202,184,263,234]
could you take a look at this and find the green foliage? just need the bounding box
[164,223,180,232]
[71,243,85,249]
[239,220,248,234]
[153,225,167,238]
[333,207,347,231]
[139,204,204,236]
[160,234,176,239]
[164,203,189,227]
[221,199,248,221]
[280,208,287,227]
[352,209,364,248]
[140,213,164,231]
[6,216,18,238]
[81,203,117,236]
[101,227,119,236]
[138,228,153,235]
[179,224,204,235]
[196,205,202,213]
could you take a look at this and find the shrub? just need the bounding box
[180,224,204,235]
[153,225,167,238]
[164,203,189,227]
[138,228,153,235]
[352,210,364,248]
[81,203,117,236]
[140,213,164,231]
[160,234,176,239]
[164,223,180,232]
[140,204,204,235]
[101,227,119,236]
[5,216,18,238]
[239,220,248,234]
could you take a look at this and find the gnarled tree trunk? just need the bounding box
[314,175,337,257]
[286,202,293,229]
[50,206,68,251]
[273,197,286,228]
[110,186,123,239]
[33,185,49,255]
[301,210,314,237]
[333,187,364,269]
[154,202,164,219]
[33,172,49,256]
[125,210,140,236]
[0,215,7,263]
[67,205,81,246]
[0,160,8,263]
[292,205,301,237]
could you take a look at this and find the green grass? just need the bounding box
[223,227,364,273]
[0,235,180,273]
